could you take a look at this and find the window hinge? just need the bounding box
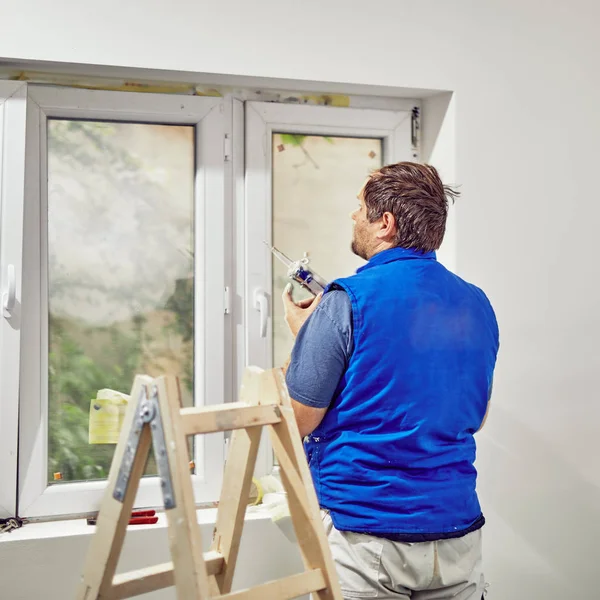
[224,134,232,162]
[224,286,232,315]
[411,106,420,159]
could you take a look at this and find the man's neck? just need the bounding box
[366,242,394,260]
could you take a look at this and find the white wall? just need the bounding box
[2,1,600,598]
[0,513,307,600]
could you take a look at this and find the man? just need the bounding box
[282,162,499,600]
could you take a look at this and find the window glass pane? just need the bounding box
[47,120,195,484]
[272,134,383,367]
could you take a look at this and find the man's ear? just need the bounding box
[376,212,397,241]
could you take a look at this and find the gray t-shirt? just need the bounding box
[285,289,353,409]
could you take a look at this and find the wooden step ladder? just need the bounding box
[76,367,342,600]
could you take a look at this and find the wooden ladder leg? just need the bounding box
[267,370,343,600]
[155,375,212,599]
[76,375,154,600]
[209,368,268,595]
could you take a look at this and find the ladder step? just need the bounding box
[216,569,326,600]
[180,403,281,435]
[110,551,224,599]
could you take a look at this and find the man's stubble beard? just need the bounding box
[351,237,368,261]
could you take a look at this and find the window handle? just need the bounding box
[2,264,16,318]
[253,288,269,338]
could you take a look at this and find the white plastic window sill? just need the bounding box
[0,508,274,544]
[1,469,285,544]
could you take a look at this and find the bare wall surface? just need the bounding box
[1,1,600,597]
[0,516,307,600]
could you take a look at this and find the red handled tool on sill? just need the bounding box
[86,509,158,526]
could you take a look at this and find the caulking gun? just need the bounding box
[264,242,328,296]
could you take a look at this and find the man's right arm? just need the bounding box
[477,378,494,432]
[478,401,491,432]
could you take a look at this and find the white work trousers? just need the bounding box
[321,510,486,600]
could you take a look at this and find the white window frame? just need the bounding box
[244,101,413,475]
[0,81,28,519]
[17,86,227,519]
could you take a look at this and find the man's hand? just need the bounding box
[282,283,323,337]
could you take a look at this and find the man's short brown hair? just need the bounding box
[363,162,459,253]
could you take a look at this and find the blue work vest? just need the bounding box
[305,247,499,535]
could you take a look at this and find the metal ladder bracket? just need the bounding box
[113,385,176,509]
